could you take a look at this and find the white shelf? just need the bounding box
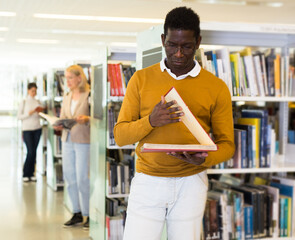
[108,96,124,102]
[107,144,135,150]
[232,96,295,102]
[106,193,129,198]
[208,152,295,174]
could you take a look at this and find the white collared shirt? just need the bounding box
[160,58,201,80]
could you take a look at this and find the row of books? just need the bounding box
[107,64,136,97]
[106,150,135,195]
[54,71,65,97]
[108,102,121,146]
[196,47,295,97]
[106,197,126,239]
[203,174,295,239]
[215,108,274,169]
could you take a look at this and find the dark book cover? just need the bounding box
[265,49,276,96]
[244,204,254,239]
[241,109,270,167]
[234,124,254,168]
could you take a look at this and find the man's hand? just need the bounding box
[167,151,208,166]
[149,96,184,127]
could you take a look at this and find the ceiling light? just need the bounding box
[17,38,59,44]
[0,11,16,17]
[34,13,164,23]
[266,2,283,7]
[51,29,137,37]
[110,42,137,47]
[0,38,5,42]
[196,0,246,5]
[0,27,8,31]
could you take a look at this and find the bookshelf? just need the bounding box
[45,69,64,191]
[36,72,48,176]
[137,22,295,240]
[89,47,136,240]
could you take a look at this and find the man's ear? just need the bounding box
[161,34,166,47]
[196,36,202,49]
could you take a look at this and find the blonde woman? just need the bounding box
[54,65,91,229]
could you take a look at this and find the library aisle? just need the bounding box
[0,126,91,240]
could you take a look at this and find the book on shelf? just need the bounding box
[241,109,270,168]
[141,87,217,153]
[39,112,77,130]
[237,117,260,168]
[244,204,254,239]
[271,176,295,236]
[107,63,136,97]
[197,46,295,97]
[233,129,247,168]
[234,124,254,168]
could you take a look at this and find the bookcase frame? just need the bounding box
[45,69,64,191]
[89,47,136,240]
[136,22,295,240]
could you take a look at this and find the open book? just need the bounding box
[39,112,77,130]
[141,87,217,153]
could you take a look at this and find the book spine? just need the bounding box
[244,206,253,239]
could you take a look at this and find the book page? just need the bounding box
[164,87,215,146]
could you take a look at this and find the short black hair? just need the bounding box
[164,7,200,42]
[27,82,37,90]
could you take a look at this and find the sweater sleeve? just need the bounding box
[114,73,154,146]
[201,84,235,168]
[17,100,29,120]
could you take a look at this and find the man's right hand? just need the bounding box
[149,96,184,127]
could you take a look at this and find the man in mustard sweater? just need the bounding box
[114,6,235,240]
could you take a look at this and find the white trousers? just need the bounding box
[123,171,208,240]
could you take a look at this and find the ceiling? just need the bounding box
[1,0,295,69]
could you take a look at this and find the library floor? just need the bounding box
[0,127,91,240]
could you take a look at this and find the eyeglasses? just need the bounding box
[164,42,196,55]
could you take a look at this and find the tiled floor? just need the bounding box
[0,127,91,240]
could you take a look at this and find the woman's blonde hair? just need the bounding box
[65,65,90,92]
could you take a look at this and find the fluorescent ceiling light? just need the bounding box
[0,11,16,17]
[196,0,246,5]
[17,38,59,44]
[266,2,283,7]
[0,27,8,31]
[34,13,164,23]
[110,42,137,47]
[51,29,137,37]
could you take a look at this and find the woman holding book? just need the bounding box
[17,82,44,182]
[54,64,91,229]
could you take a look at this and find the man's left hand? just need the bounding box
[167,151,208,165]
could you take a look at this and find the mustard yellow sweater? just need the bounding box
[114,63,235,177]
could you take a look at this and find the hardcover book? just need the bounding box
[141,87,217,153]
[39,112,77,130]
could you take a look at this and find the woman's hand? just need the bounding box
[76,115,90,124]
[53,125,63,131]
[167,151,208,166]
[29,109,36,115]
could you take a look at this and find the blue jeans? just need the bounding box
[23,128,42,177]
[62,134,90,216]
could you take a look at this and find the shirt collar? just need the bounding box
[160,58,201,80]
